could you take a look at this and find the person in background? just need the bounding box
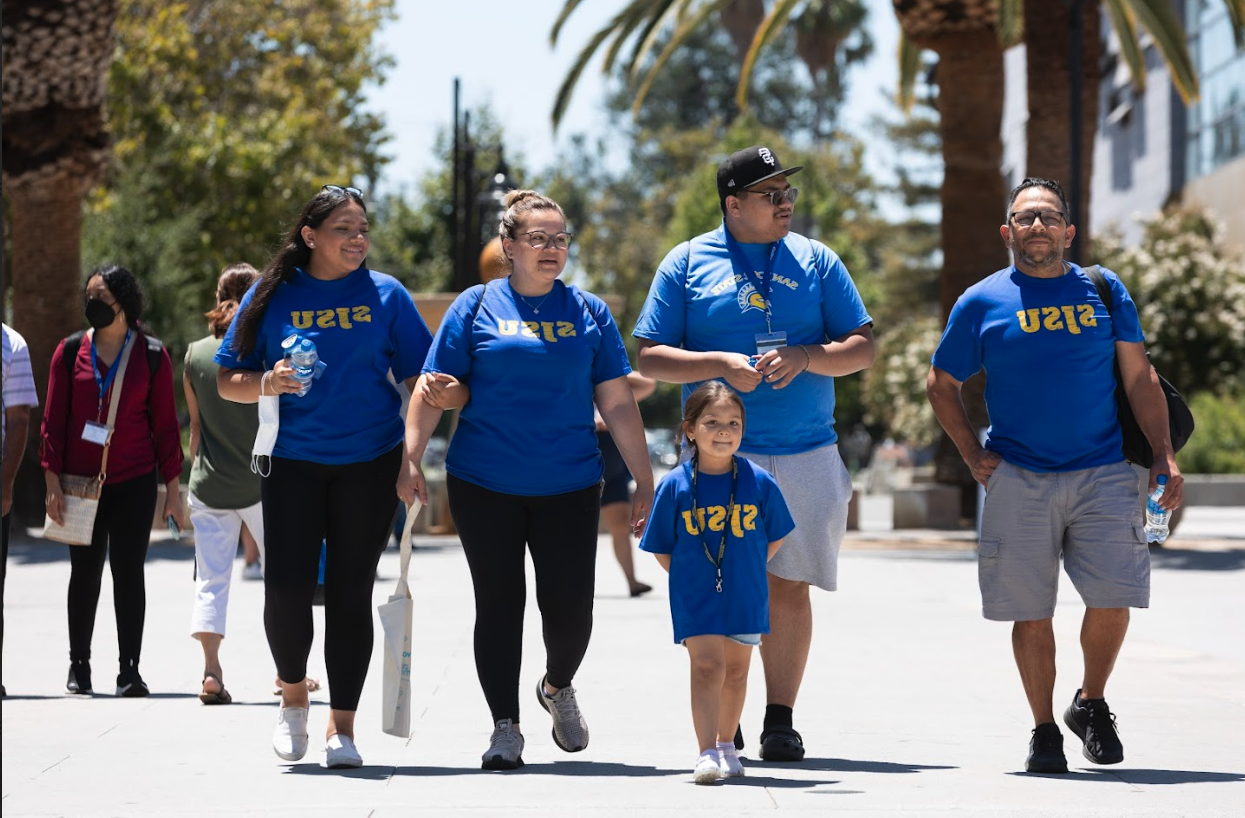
[3,322,40,698]
[216,184,452,769]
[41,265,185,698]
[598,370,657,597]
[399,190,652,772]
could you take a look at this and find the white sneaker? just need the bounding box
[719,750,745,778]
[693,750,722,785]
[272,706,310,761]
[242,562,263,581]
[325,734,363,769]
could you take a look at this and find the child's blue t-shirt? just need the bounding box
[215,266,432,465]
[633,224,872,455]
[423,278,631,496]
[931,264,1144,472]
[640,457,795,643]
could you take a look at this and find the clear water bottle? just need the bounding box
[287,337,318,397]
[1144,474,1171,544]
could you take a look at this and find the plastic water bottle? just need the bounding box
[1144,475,1171,544]
[288,337,318,397]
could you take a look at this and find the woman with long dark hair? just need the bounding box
[42,264,184,698]
[216,185,458,769]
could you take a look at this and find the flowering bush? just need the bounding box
[862,313,944,448]
[1095,205,1245,396]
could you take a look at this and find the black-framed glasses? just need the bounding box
[519,231,574,250]
[1009,209,1066,228]
[322,184,363,198]
[738,187,799,207]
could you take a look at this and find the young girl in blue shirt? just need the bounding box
[640,382,794,784]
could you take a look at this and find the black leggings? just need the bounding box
[262,445,400,712]
[67,470,157,669]
[447,474,601,724]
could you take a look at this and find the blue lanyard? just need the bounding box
[90,329,131,419]
[722,229,781,333]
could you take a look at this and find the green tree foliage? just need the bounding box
[1095,205,1245,396]
[1177,391,1245,474]
[83,0,395,353]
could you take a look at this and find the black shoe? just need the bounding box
[312,583,326,606]
[733,724,745,752]
[1026,722,1069,773]
[116,666,149,698]
[759,725,805,762]
[1063,688,1123,764]
[66,661,92,695]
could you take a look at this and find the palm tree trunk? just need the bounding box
[1023,0,1101,249]
[719,0,765,64]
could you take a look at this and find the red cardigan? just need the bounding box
[41,331,184,485]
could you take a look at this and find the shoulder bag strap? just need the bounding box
[395,499,423,597]
[98,332,137,484]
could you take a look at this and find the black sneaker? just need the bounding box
[116,665,149,698]
[66,661,92,695]
[1026,722,1068,773]
[1063,688,1123,764]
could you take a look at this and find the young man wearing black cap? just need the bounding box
[634,146,875,761]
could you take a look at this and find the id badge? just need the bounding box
[81,421,110,446]
[755,331,787,357]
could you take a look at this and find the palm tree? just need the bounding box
[2,0,120,518]
[550,0,871,136]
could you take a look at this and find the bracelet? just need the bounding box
[799,345,812,373]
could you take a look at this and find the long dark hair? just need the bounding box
[230,187,366,357]
[205,263,258,339]
[85,264,146,331]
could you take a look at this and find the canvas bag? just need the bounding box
[1084,265,1195,468]
[379,498,421,738]
[43,331,135,546]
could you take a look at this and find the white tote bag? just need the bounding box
[379,499,420,738]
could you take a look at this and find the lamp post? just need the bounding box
[450,78,517,290]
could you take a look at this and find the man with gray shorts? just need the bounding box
[634,146,875,761]
[927,177,1183,774]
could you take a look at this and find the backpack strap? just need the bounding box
[142,334,165,391]
[1083,264,1111,315]
[61,330,88,377]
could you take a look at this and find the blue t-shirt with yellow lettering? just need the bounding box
[424,278,631,496]
[633,225,872,455]
[931,264,1144,472]
[215,266,431,465]
[641,458,795,643]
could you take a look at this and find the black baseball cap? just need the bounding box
[717,146,803,204]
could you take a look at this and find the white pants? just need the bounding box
[188,493,265,637]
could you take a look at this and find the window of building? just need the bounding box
[1186,1,1245,179]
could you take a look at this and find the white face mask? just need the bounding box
[251,394,280,477]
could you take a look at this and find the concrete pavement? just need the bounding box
[2,505,1242,817]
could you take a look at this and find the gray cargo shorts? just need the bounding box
[977,459,1150,621]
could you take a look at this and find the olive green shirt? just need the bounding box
[185,335,261,509]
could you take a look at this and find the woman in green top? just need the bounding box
[183,264,266,704]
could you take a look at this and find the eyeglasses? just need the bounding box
[322,184,364,198]
[518,231,574,251]
[738,187,799,207]
[1009,209,1066,228]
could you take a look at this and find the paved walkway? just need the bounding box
[2,506,1242,817]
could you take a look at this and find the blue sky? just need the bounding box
[365,0,902,194]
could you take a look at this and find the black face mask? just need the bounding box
[85,297,119,330]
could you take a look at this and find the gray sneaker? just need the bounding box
[482,719,525,770]
[536,675,589,752]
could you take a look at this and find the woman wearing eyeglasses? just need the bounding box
[398,189,653,771]
[215,185,459,769]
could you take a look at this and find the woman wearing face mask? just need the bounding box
[41,264,185,698]
[216,185,451,770]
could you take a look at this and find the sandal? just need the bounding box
[758,725,805,762]
[198,672,232,705]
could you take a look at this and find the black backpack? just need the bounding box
[1084,265,1195,468]
[62,329,166,393]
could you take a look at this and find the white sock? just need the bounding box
[716,741,737,758]
[698,748,721,763]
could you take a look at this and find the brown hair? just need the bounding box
[205,263,259,339]
[498,189,566,271]
[680,381,746,452]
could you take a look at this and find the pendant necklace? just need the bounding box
[517,290,553,314]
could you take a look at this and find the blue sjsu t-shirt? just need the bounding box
[640,457,795,643]
[215,266,432,465]
[633,224,872,454]
[931,264,1144,472]
[423,278,631,496]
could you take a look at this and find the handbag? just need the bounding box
[378,498,421,738]
[43,332,135,546]
[1084,266,1195,468]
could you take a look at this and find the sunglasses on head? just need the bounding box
[322,184,363,198]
